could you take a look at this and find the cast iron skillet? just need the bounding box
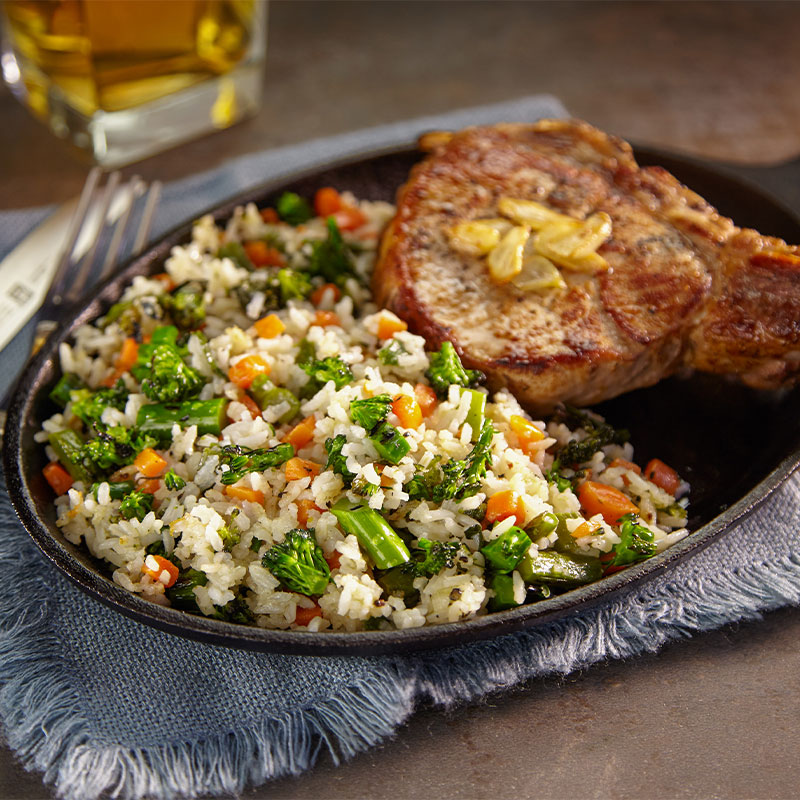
[4,143,800,656]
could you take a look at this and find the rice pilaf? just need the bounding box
[37,189,690,632]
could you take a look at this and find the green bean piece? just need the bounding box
[527,511,559,539]
[166,568,208,611]
[330,501,410,569]
[480,526,532,573]
[249,375,300,424]
[90,480,135,500]
[517,549,603,586]
[370,421,411,465]
[49,373,85,407]
[375,566,420,606]
[487,572,521,612]
[460,388,486,440]
[136,398,228,443]
[48,429,92,484]
[551,512,584,555]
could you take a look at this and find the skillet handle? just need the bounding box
[714,155,800,217]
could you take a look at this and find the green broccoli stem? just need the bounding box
[136,398,228,442]
[49,429,93,484]
[330,500,410,569]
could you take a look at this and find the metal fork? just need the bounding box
[0,169,162,436]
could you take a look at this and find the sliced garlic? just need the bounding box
[512,254,566,291]
[534,212,611,272]
[498,197,573,230]
[487,225,530,283]
[448,218,513,256]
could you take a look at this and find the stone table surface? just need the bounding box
[2,2,800,798]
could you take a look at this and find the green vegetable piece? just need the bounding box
[48,429,93,484]
[90,479,135,500]
[298,355,353,397]
[406,539,461,578]
[163,281,206,331]
[377,338,408,366]
[217,442,294,485]
[250,537,265,554]
[276,191,313,225]
[81,426,154,473]
[480,526,532,573]
[249,374,300,424]
[49,373,85,407]
[528,511,559,538]
[517,549,603,586]
[277,268,312,303]
[163,469,186,491]
[324,435,355,486]
[234,271,281,313]
[606,513,658,567]
[212,594,254,625]
[404,457,441,501]
[544,459,573,493]
[487,572,521,612]
[98,300,137,332]
[261,528,332,596]
[363,616,382,631]
[219,516,241,551]
[119,489,153,521]
[425,341,485,399]
[130,325,183,381]
[307,217,357,287]
[349,394,392,431]
[351,474,380,497]
[166,568,208,611]
[557,405,630,466]
[375,566,419,606]
[136,398,229,443]
[141,344,206,403]
[330,500,410,570]
[70,381,128,427]
[217,241,254,270]
[552,512,584,555]
[460,388,486,439]
[370,421,411,465]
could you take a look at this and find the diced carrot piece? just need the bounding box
[151,272,176,291]
[138,478,161,494]
[134,447,168,478]
[254,313,285,339]
[282,415,316,449]
[414,383,438,417]
[377,316,408,340]
[484,489,526,528]
[296,498,323,527]
[644,458,681,495]
[324,551,342,572]
[285,457,322,482]
[392,394,422,429]
[102,337,139,386]
[333,206,368,231]
[244,240,285,268]
[228,355,270,389]
[578,481,639,525]
[260,207,279,223]
[609,458,641,474]
[224,485,265,505]
[238,392,262,419]
[313,310,340,328]
[43,462,73,495]
[571,520,601,539]
[295,603,324,626]
[314,187,343,217]
[142,554,179,587]
[310,283,342,307]
[373,464,394,487]
[509,414,545,454]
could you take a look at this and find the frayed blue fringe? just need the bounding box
[3,499,800,799]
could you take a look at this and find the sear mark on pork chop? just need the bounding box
[373,119,800,411]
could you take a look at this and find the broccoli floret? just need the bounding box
[307,218,357,287]
[218,442,294,485]
[219,511,241,551]
[212,594,255,625]
[119,489,154,521]
[82,426,154,472]
[407,539,461,577]
[405,458,441,501]
[606,513,658,567]
[98,300,139,333]
[425,342,485,399]
[324,435,355,485]
[276,191,313,225]
[277,268,312,303]
[141,344,206,404]
[162,281,206,331]
[70,381,128,427]
[556,405,630,466]
[130,325,185,382]
[298,355,354,397]
[378,338,408,366]
[217,241,254,270]
[544,459,575,493]
[234,271,282,313]
[164,469,186,491]
[49,373,86,408]
[349,394,392,431]
[261,528,332,596]
[351,475,380,497]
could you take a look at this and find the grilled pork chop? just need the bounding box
[373,119,800,411]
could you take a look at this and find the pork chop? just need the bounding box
[373,119,800,411]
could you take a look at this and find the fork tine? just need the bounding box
[132,180,162,256]
[99,176,145,279]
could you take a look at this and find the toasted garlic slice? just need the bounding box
[534,212,611,272]
[487,225,530,283]
[448,218,513,255]
[536,241,609,273]
[513,254,566,291]
[498,197,574,230]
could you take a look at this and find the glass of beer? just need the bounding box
[0,0,267,166]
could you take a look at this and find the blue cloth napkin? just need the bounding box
[2,95,800,800]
